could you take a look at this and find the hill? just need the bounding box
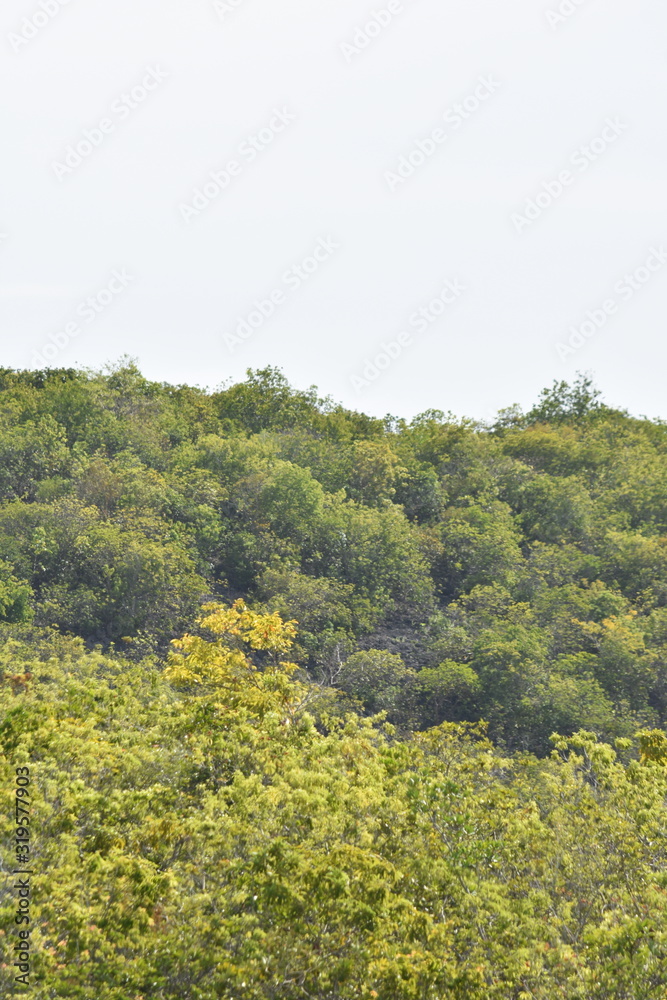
[1,364,667,997]
[0,364,666,751]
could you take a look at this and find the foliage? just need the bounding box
[0,363,666,746]
[1,621,667,997]
[0,365,667,995]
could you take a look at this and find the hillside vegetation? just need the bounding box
[1,364,667,997]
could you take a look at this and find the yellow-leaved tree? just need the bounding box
[164,599,307,722]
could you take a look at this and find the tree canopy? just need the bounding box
[1,364,667,996]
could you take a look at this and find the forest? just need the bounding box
[1,363,667,998]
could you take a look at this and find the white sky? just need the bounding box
[1,0,666,421]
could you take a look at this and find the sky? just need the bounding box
[1,0,666,422]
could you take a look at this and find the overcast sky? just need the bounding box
[2,0,665,421]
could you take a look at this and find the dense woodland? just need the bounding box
[2,364,667,997]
